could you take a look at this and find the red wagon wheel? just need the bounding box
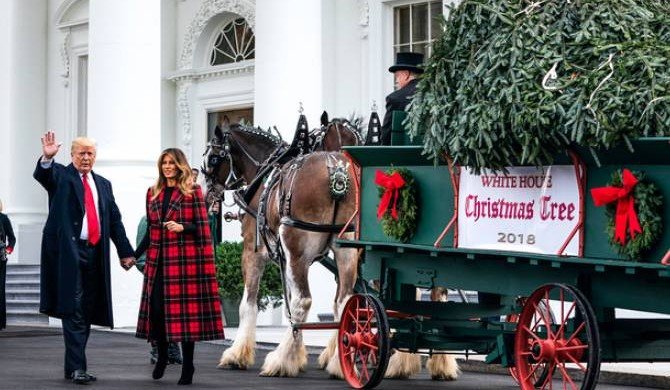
[514,284,601,390]
[338,294,390,389]
[508,298,556,388]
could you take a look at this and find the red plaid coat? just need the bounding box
[135,185,224,342]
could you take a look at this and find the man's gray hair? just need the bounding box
[71,137,97,152]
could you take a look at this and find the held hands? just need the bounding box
[163,221,184,233]
[41,130,62,160]
[120,256,136,271]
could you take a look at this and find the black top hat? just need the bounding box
[388,52,424,74]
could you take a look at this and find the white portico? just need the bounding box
[1,0,446,327]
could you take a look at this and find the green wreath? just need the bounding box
[604,170,663,260]
[376,168,419,242]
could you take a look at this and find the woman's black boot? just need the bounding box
[178,342,195,385]
[152,341,169,380]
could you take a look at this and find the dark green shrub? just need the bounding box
[214,241,284,311]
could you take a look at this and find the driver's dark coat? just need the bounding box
[381,78,419,145]
[33,159,134,327]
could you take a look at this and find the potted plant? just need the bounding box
[214,241,284,327]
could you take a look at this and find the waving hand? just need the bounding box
[41,131,62,159]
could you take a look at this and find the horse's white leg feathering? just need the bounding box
[384,351,422,379]
[426,354,460,381]
[218,288,257,369]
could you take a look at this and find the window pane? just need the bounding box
[394,1,443,60]
[431,1,443,39]
[395,44,411,55]
[210,18,255,66]
[394,6,410,45]
[411,44,427,56]
[412,3,428,42]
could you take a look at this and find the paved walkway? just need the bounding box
[1,325,669,389]
[117,325,670,385]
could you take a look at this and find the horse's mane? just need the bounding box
[325,115,365,145]
[327,114,364,134]
[229,123,284,147]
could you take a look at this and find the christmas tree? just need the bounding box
[408,0,670,172]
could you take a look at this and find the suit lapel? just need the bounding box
[91,171,106,217]
[164,187,183,222]
[149,187,183,222]
[68,164,85,214]
[149,191,162,221]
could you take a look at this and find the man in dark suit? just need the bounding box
[33,131,135,385]
[0,199,17,330]
[380,52,424,145]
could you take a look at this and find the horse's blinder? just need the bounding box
[204,132,243,191]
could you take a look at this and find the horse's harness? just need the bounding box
[204,126,354,243]
[204,125,356,324]
[309,120,364,151]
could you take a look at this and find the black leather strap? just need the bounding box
[279,216,356,233]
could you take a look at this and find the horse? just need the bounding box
[309,111,364,152]
[203,123,360,378]
[204,119,458,382]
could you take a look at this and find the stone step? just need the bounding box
[7,300,40,311]
[5,290,40,300]
[5,265,40,274]
[5,274,40,283]
[5,264,40,270]
[5,280,41,290]
[5,272,40,280]
[5,265,40,276]
[6,310,49,326]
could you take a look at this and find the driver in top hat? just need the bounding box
[381,51,424,145]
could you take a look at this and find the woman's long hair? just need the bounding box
[151,148,194,200]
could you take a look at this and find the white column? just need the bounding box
[254,0,324,138]
[0,1,10,211]
[88,0,162,161]
[88,0,162,327]
[255,0,339,323]
[0,0,48,264]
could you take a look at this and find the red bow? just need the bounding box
[590,169,642,245]
[375,170,406,220]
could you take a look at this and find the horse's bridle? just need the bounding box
[203,128,286,208]
[203,131,243,191]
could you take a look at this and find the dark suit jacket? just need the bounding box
[0,213,16,251]
[33,159,134,327]
[381,78,419,145]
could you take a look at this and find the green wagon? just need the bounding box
[312,136,670,390]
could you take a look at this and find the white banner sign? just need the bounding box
[457,166,582,256]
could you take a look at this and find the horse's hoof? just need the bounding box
[259,369,291,378]
[217,361,247,370]
[431,374,458,381]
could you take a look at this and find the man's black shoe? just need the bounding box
[71,370,96,384]
[65,371,97,381]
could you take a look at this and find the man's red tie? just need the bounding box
[82,173,100,245]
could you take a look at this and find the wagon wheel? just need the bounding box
[508,298,556,388]
[514,284,601,390]
[338,294,390,389]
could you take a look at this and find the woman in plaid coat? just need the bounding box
[134,148,224,385]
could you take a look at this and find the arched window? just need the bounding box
[209,18,255,66]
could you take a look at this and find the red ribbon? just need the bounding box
[590,169,642,245]
[375,170,406,220]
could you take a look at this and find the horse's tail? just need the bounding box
[327,154,350,201]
